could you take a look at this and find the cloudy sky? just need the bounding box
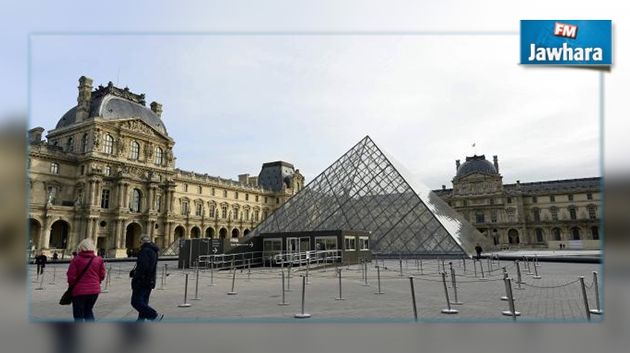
[29,33,600,188]
[1,1,626,190]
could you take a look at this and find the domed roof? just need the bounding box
[55,84,167,135]
[455,155,498,179]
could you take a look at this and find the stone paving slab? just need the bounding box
[29,259,602,322]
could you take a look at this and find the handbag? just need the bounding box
[59,257,95,305]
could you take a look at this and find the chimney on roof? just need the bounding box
[150,101,163,118]
[28,127,45,144]
[76,76,93,123]
[455,159,460,172]
[493,155,499,173]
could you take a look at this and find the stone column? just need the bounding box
[91,218,98,241]
[117,182,124,208]
[118,220,126,249]
[123,183,129,209]
[86,218,93,244]
[165,222,173,246]
[87,180,94,207]
[40,215,50,250]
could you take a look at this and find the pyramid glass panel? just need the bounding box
[244,136,491,257]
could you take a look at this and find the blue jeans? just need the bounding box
[72,294,98,321]
[131,286,157,321]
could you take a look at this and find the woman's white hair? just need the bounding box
[77,238,96,252]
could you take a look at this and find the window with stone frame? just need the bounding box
[244,208,250,220]
[491,210,497,223]
[569,207,577,220]
[156,195,162,212]
[208,204,216,218]
[475,212,485,224]
[130,141,140,160]
[81,133,89,153]
[181,200,189,215]
[254,210,260,222]
[535,228,544,243]
[131,189,142,212]
[588,206,597,220]
[550,207,559,221]
[550,195,556,202]
[195,203,202,216]
[587,193,593,200]
[533,208,541,222]
[101,189,110,209]
[154,147,163,165]
[221,205,228,218]
[66,137,74,152]
[50,162,59,174]
[103,134,114,154]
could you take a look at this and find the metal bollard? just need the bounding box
[409,276,419,321]
[462,257,466,273]
[440,272,458,314]
[247,259,251,281]
[479,260,487,281]
[525,257,532,275]
[294,275,311,318]
[49,266,57,285]
[415,258,419,272]
[286,264,292,292]
[191,266,201,300]
[441,258,446,274]
[362,261,369,287]
[449,262,462,305]
[501,268,509,301]
[501,278,520,319]
[306,259,310,285]
[374,266,383,295]
[35,272,45,290]
[399,255,404,277]
[532,261,542,279]
[579,276,591,321]
[473,259,477,278]
[487,256,492,272]
[590,271,603,315]
[177,273,192,307]
[436,258,440,274]
[335,268,345,300]
[209,259,215,287]
[227,267,238,295]
[278,270,289,306]
[419,258,423,275]
[515,261,524,290]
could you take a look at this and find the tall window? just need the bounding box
[535,228,544,243]
[588,206,597,220]
[533,208,541,222]
[211,188,216,196]
[591,226,599,240]
[507,197,512,204]
[550,207,558,221]
[568,194,574,201]
[235,192,239,200]
[209,205,215,218]
[223,190,227,197]
[81,133,89,153]
[101,189,110,209]
[130,141,140,160]
[131,189,141,212]
[475,212,485,224]
[550,195,556,202]
[532,196,538,203]
[50,162,59,174]
[255,195,259,202]
[195,203,202,216]
[233,207,239,220]
[103,134,114,154]
[184,184,188,192]
[154,147,163,165]
[156,195,162,212]
[552,228,561,241]
[221,205,228,218]
[244,209,250,221]
[198,186,202,194]
[491,210,497,223]
[569,207,577,220]
[245,194,249,201]
[254,210,259,221]
[571,227,581,240]
[181,200,189,215]
[587,193,593,200]
[66,137,74,152]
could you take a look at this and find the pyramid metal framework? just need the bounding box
[244,136,489,257]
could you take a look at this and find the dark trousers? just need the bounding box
[36,264,44,275]
[72,294,98,321]
[131,286,157,321]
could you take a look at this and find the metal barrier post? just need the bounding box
[515,261,524,290]
[479,260,487,281]
[501,278,520,319]
[209,258,215,286]
[286,264,292,292]
[227,267,238,295]
[306,258,311,285]
[294,275,311,318]
[449,262,462,305]
[49,266,57,285]
[192,265,201,300]
[441,258,446,274]
[579,276,592,321]
[409,276,418,321]
[336,268,345,300]
[362,260,369,287]
[419,258,423,275]
[501,268,509,301]
[374,265,383,295]
[532,261,542,279]
[525,257,532,275]
[177,273,191,307]
[278,270,289,306]
[590,271,603,315]
[487,256,492,272]
[247,259,251,282]
[399,255,403,277]
[473,259,477,277]
[462,257,467,273]
[440,272,458,314]
[35,272,45,290]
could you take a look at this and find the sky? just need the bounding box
[29,33,600,189]
[1,0,628,190]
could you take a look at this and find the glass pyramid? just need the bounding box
[244,136,490,257]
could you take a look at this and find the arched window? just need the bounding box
[552,228,561,241]
[103,134,114,154]
[130,189,141,212]
[571,227,581,240]
[154,147,163,165]
[81,133,89,153]
[66,137,74,152]
[130,140,140,160]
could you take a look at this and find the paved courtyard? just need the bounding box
[29,257,602,323]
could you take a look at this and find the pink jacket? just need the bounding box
[66,251,106,296]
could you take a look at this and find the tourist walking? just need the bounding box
[130,235,163,321]
[35,251,47,275]
[474,244,483,260]
[66,238,106,321]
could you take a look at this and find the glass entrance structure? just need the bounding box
[243,136,490,257]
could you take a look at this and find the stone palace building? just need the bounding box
[433,155,601,250]
[28,76,303,258]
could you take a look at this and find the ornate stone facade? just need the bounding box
[27,76,304,258]
[433,155,601,250]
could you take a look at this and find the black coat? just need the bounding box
[132,242,159,289]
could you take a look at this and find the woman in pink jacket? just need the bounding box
[66,238,106,321]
